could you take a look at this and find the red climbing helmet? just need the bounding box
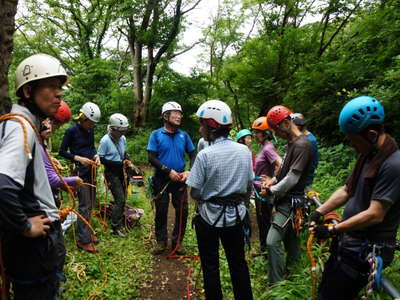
[266,105,292,128]
[54,100,71,124]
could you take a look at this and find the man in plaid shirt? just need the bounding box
[187,100,254,300]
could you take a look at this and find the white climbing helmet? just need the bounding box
[161,101,182,115]
[15,53,67,95]
[109,113,129,129]
[196,100,232,126]
[80,102,101,123]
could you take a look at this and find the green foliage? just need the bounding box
[126,128,154,164]
[312,143,355,200]
[150,67,210,138]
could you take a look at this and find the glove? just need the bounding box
[314,225,334,240]
[309,210,324,225]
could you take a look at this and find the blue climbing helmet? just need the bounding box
[236,129,252,141]
[338,96,385,133]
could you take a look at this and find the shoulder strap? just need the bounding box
[108,134,125,161]
[1,120,8,139]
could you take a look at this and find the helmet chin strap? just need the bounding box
[275,124,291,139]
[22,98,47,120]
[165,113,180,129]
[362,132,380,156]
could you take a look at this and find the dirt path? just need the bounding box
[139,202,197,300]
[139,200,261,300]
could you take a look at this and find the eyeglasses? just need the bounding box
[170,111,183,117]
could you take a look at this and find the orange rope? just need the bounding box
[307,232,317,300]
[0,114,34,159]
[293,208,304,234]
[0,114,98,236]
[1,114,108,299]
[1,113,76,207]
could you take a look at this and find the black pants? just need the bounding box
[194,216,253,300]
[318,252,369,300]
[254,196,272,252]
[76,165,96,244]
[2,221,65,300]
[152,175,188,245]
[106,170,126,231]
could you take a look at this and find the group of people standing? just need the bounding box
[0,52,399,300]
[0,54,137,299]
[146,97,400,300]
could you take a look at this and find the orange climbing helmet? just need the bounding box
[266,105,292,128]
[252,116,270,131]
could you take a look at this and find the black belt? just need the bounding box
[207,193,246,206]
[203,193,246,227]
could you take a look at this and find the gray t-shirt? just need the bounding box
[277,135,312,194]
[0,104,59,222]
[343,150,400,242]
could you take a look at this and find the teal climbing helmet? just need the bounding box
[236,129,252,141]
[338,96,384,133]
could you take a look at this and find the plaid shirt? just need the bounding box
[187,137,254,227]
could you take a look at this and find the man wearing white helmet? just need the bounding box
[59,102,101,253]
[0,54,67,299]
[147,101,196,255]
[187,100,254,300]
[98,113,135,237]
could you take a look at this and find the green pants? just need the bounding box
[266,202,300,284]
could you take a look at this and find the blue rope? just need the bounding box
[252,182,273,204]
[374,256,383,290]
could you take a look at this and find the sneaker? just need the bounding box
[152,242,167,255]
[113,229,127,238]
[77,242,98,253]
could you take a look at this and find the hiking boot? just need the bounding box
[113,229,127,238]
[77,242,98,254]
[172,244,186,255]
[152,242,167,255]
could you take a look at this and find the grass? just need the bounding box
[58,160,400,300]
[61,179,154,300]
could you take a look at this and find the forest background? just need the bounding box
[0,0,400,299]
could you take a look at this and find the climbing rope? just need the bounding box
[0,114,107,299]
[293,207,305,234]
[361,245,382,300]
[307,232,318,300]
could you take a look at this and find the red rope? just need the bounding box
[185,255,200,300]
[162,183,201,299]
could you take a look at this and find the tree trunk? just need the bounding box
[0,0,18,115]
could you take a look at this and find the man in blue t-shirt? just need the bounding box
[147,101,196,255]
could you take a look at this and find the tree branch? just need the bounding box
[182,0,202,15]
[168,40,201,59]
